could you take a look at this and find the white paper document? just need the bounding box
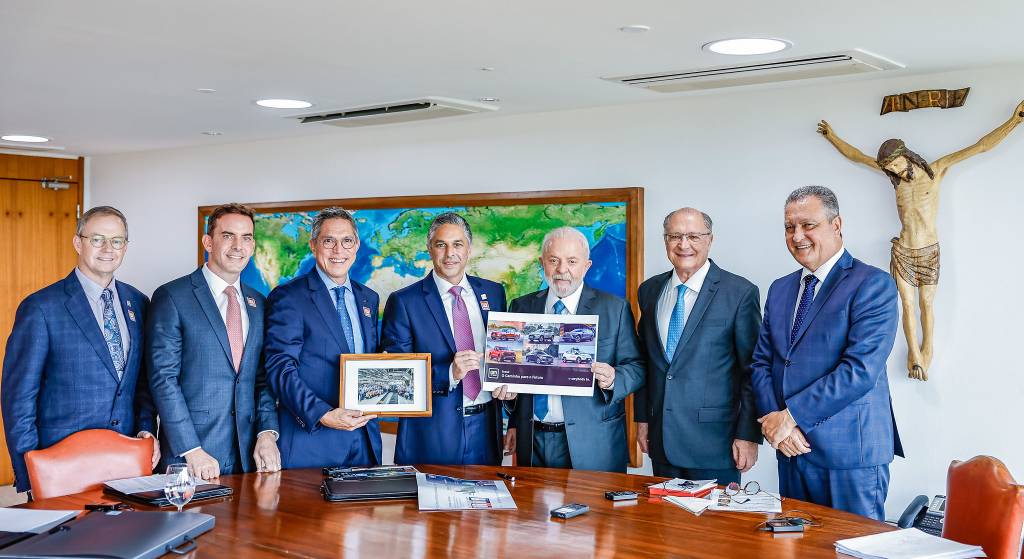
[415,473,517,511]
[0,508,79,533]
[834,528,986,559]
[104,474,174,494]
[707,488,783,513]
[663,496,713,516]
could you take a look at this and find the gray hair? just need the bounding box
[541,226,590,259]
[311,207,358,241]
[77,206,128,237]
[427,212,473,244]
[786,185,840,221]
[662,208,713,233]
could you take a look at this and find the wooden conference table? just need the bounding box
[23,465,894,558]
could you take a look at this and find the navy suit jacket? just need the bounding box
[634,261,763,470]
[2,271,155,492]
[381,272,506,466]
[264,269,382,469]
[508,285,646,473]
[146,268,278,473]
[751,250,904,470]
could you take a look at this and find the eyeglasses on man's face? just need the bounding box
[78,234,128,250]
[663,231,712,245]
[319,236,357,250]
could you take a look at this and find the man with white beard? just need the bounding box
[504,227,645,472]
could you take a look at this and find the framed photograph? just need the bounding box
[340,353,432,417]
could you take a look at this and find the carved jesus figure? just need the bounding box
[817,100,1024,380]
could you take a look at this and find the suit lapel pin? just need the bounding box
[481,294,487,300]
[363,306,372,318]
[480,300,491,311]
[125,299,132,307]
[246,296,257,308]
[127,309,137,322]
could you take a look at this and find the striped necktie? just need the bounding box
[790,274,820,347]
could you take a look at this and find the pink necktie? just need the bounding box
[224,285,243,372]
[449,286,481,400]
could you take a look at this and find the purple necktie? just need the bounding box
[449,286,481,400]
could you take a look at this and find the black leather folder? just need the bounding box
[103,482,233,507]
[321,474,418,502]
[0,511,215,559]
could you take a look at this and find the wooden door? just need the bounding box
[0,153,83,486]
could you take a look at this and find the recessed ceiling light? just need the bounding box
[619,25,651,33]
[478,97,500,103]
[255,98,313,109]
[479,67,495,72]
[195,88,217,93]
[703,38,791,55]
[1,135,49,143]
[202,131,223,136]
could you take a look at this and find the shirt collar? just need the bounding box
[202,264,243,298]
[433,271,472,298]
[801,245,846,284]
[75,267,113,302]
[315,265,353,294]
[545,282,585,314]
[670,259,711,295]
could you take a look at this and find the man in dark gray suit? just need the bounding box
[147,203,280,480]
[634,208,762,484]
[505,227,645,473]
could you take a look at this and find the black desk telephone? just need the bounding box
[897,494,946,536]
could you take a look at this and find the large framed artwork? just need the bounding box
[198,187,645,466]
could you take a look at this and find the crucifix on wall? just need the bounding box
[816,99,1024,380]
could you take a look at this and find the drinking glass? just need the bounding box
[164,463,197,512]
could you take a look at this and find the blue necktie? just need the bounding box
[790,275,820,347]
[333,286,357,353]
[664,284,688,361]
[100,289,125,379]
[535,299,568,422]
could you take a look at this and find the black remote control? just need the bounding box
[605,491,638,501]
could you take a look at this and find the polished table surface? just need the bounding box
[22,465,894,558]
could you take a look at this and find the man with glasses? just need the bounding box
[264,207,382,468]
[146,203,280,481]
[382,212,509,465]
[2,206,158,494]
[634,208,762,485]
[752,186,902,520]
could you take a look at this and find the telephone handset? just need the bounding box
[897,494,946,536]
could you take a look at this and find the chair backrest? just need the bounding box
[25,429,152,499]
[943,455,1024,559]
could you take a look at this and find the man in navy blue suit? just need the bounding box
[147,203,280,480]
[382,212,509,466]
[264,207,382,469]
[752,186,902,520]
[2,206,158,494]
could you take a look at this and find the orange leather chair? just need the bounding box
[942,455,1024,559]
[24,428,153,499]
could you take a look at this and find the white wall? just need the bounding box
[91,63,1024,520]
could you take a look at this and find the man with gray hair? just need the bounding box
[751,186,902,520]
[382,212,509,465]
[3,206,158,494]
[634,207,762,485]
[505,226,645,472]
[265,207,383,469]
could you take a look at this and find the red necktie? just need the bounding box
[224,285,243,372]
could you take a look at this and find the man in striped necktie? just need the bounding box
[383,212,509,466]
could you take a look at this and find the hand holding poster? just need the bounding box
[481,311,599,396]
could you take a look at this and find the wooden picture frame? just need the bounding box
[340,353,432,417]
[198,186,645,466]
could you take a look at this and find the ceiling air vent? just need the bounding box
[604,49,903,93]
[295,96,498,127]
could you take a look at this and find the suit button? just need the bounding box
[666,375,673,380]
[456,406,463,412]
[235,379,240,385]
[784,360,791,367]
[231,410,236,416]
[111,419,120,426]
[116,389,122,396]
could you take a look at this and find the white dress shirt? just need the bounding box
[792,246,846,328]
[656,259,710,355]
[434,273,492,411]
[535,284,587,424]
[202,264,248,344]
